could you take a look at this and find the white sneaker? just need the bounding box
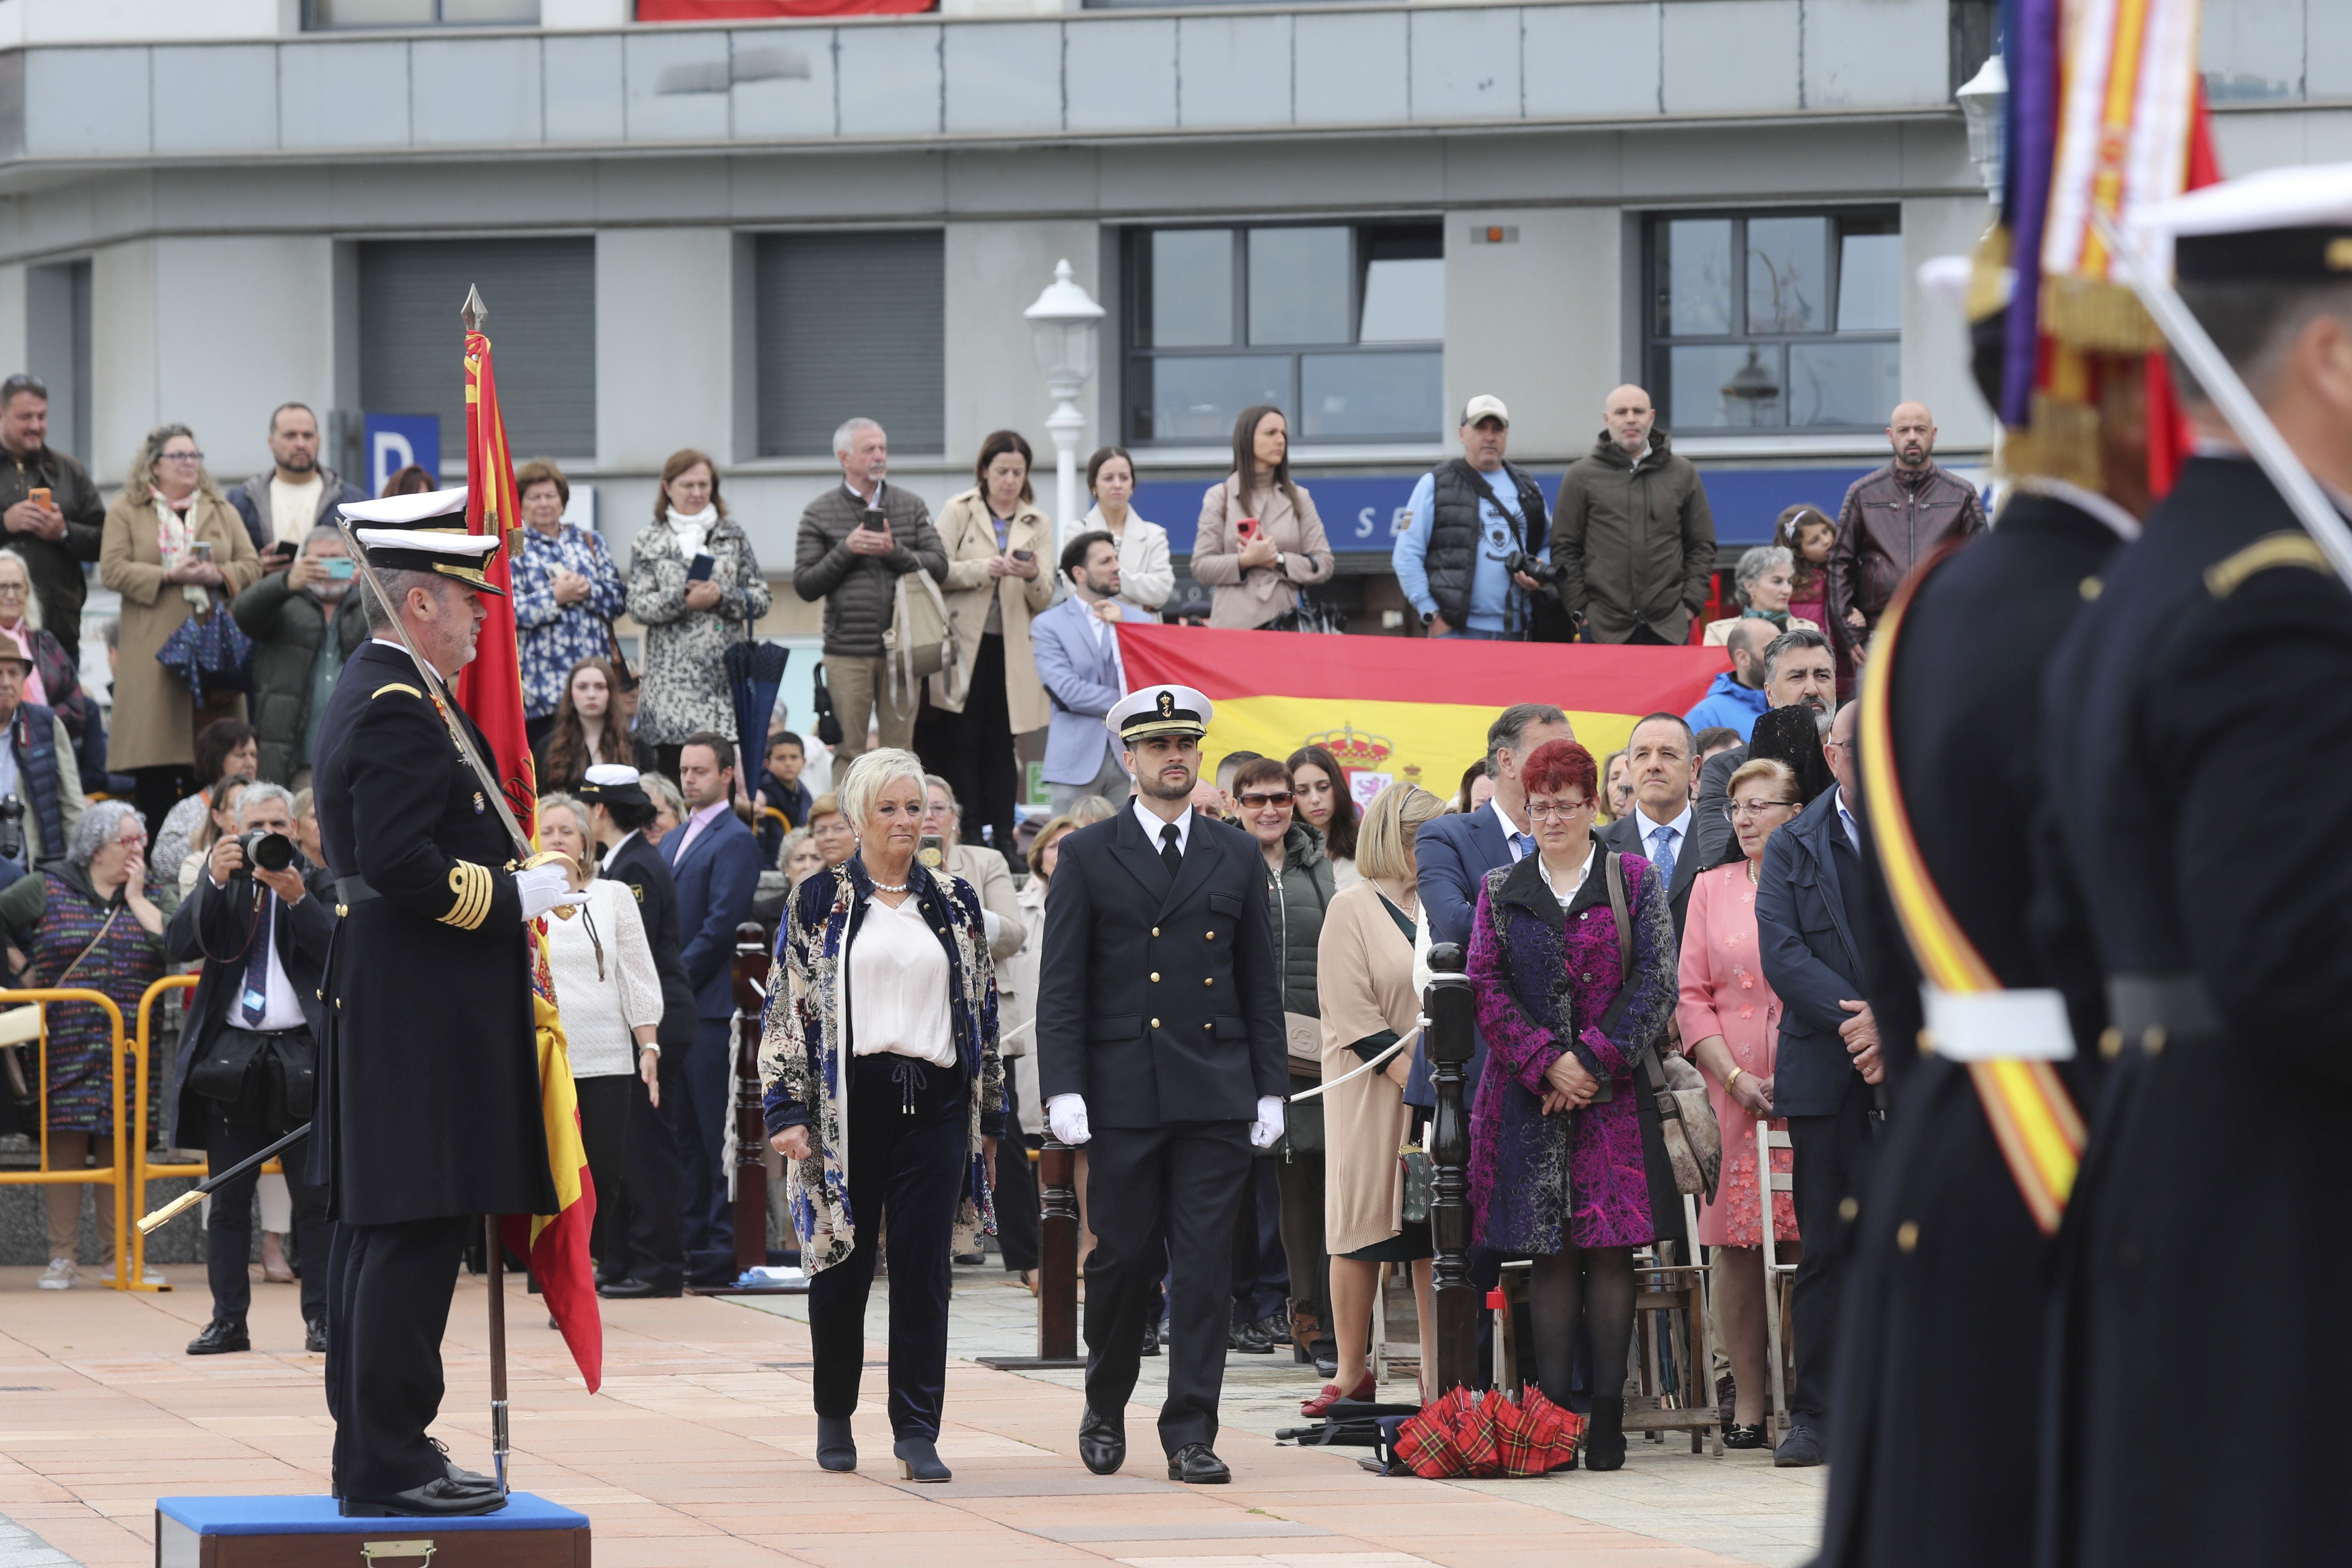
[37,1257,76,1290]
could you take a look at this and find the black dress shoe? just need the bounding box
[1773,1423,1826,1467]
[1228,1317,1274,1355]
[1260,1310,1291,1347]
[1722,1422,1767,1450]
[1167,1443,1230,1484]
[428,1438,495,1491]
[304,1318,328,1354]
[1311,1344,1338,1378]
[816,1415,856,1473]
[1078,1407,1125,1476]
[339,1478,508,1517]
[599,1277,684,1300]
[894,1435,952,1482]
[1139,1318,1161,1357]
[186,1320,249,1356]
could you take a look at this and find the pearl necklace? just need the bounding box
[870,879,911,894]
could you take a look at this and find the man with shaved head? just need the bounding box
[1825,400,1985,644]
[1553,383,1717,644]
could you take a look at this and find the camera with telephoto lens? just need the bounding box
[1506,549,1563,587]
[235,830,298,874]
[0,794,22,864]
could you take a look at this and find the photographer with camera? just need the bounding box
[163,779,334,1356]
[0,639,85,888]
[1392,397,1563,642]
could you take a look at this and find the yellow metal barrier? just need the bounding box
[0,987,133,1290]
[129,974,201,1292]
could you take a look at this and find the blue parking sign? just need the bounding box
[364,412,440,497]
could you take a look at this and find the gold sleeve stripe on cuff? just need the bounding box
[441,860,493,930]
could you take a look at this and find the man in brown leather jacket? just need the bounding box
[1825,401,1986,641]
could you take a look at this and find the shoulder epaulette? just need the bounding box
[371,682,424,701]
[2205,532,2331,599]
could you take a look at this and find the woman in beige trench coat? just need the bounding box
[101,424,262,831]
[928,429,1056,859]
[1310,780,1447,1415]
[1191,405,1334,630]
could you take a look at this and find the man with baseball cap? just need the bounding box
[1036,683,1288,1485]
[0,631,83,882]
[1393,395,1563,640]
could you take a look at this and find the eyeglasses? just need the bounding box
[1524,800,1592,821]
[0,584,24,597]
[158,450,204,464]
[1723,798,1799,821]
[1238,791,1293,809]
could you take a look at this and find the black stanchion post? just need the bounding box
[978,1136,1086,1370]
[1424,940,1480,1393]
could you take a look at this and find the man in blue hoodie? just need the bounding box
[1681,618,1775,739]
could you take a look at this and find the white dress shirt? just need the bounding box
[1490,797,1534,861]
[1133,799,1195,858]
[542,879,665,1078]
[1631,802,1693,876]
[1832,785,1861,852]
[848,891,955,1066]
[1537,848,1596,907]
[217,884,307,1032]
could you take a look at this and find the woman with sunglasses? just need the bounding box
[1675,756,1803,1447]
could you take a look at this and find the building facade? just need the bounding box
[0,0,2343,649]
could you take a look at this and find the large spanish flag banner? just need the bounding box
[1117,625,1727,793]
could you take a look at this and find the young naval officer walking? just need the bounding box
[310,490,587,1517]
[1037,685,1289,1484]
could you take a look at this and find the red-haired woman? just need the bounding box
[1464,738,1677,1471]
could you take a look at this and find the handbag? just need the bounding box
[155,587,254,707]
[809,661,844,747]
[1603,854,1722,1202]
[885,567,956,709]
[1398,1145,1433,1225]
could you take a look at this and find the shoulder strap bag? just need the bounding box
[885,563,957,710]
[1604,853,1721,1202]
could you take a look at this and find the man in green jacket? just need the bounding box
[1553,384,1718,644]
[231,524,368,789]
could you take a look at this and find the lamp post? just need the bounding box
[1956,51,2007,205]
[1023,259,1105,552]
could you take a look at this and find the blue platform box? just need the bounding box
[156,1494,589,1567]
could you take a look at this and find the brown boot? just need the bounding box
[1286,1298,1325,1366]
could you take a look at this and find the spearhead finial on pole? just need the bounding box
[462,284,488,334]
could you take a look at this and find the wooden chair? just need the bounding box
[1756,1121,1799,1435]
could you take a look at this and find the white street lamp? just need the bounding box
[1023,258,1105,552]
[1956,51,2007,206]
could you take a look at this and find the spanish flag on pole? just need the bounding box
[1115,624,1725,791]
[457,295,603,1393]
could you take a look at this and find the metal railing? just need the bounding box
[0,986,133,1290]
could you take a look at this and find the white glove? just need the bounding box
[1046,1093,1091,1145]
[1250,1095,1286,1149]
[515,863,588,922]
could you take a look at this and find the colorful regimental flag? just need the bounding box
[1115,625,1726,800]
[460,315,602,1392]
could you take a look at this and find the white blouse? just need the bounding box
[543,879,665,1079]
[1085,503,1174,612]
[848,891,955,1066]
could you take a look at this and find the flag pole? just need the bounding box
[466,281,514,1500]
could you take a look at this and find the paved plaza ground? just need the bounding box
[0,1262,1824,1568]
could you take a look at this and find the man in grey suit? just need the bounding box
[1032,530,1146,815]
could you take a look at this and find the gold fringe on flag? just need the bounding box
[2042,273,2166,353]
[1997,392,2106,490]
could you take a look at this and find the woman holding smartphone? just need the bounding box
[624,449,772,780]
[1191,405,1334,631]
[926,430,1054,865]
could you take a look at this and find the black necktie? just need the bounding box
[1160,822,1183,879]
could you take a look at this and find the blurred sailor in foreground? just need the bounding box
[2040,164,2352,1564]
[310,489,585,1517]
[1815,268,2137,1564]
[1036,684,1288,1485]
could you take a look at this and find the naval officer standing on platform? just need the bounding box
[1037,684,1289,1485]
[2040,167,2352,1564]
[311,489,586,1518]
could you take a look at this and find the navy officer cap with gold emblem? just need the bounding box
[338,486,506,597]
[2135,160,2352,282]
[1106,683,1213,744]
[577,763,650,812]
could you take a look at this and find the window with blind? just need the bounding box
[753,231,946,459]
[358,238,597,463]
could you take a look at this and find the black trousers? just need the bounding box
[325,1213,472,1498]
[1230,1157,1289,1321]
[1084,1120,1253,1454]
[993,1073,1039,1274]
[938,633,1020,864]
[606,1044,686,1289]
[1787,1075,1878,1426]
[204,1099,332,1326]
[806,1052,971,1440]
[673,1015,735,1274]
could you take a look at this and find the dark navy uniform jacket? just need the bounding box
[308,640,556,1226]
[2037,454,2352,1565]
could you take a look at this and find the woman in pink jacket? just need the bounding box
[1676,755,1804,1449]
[1191,406,1334,630]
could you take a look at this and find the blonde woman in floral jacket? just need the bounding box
[759,747,1004,1485]
[624,450,772,772]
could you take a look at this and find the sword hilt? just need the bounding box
[137,1186,204,1236]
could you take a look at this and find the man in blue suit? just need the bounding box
[1754,698,1880,1467]
[1409,701,1574,1109]
[663,731,763,1285]
[1032,530,1147,815]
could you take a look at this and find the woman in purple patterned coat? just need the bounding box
[1464,738,1677,1471]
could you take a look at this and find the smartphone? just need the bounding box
[1011,549,1034,563]
[1234,516,1259,542]
[264,540,297,567]
[27,488,50,510]
[858,508,888,533]
[686,551,716,583]
[192,540,214,561]
[918,832,945,870]
[325,558,356,581]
